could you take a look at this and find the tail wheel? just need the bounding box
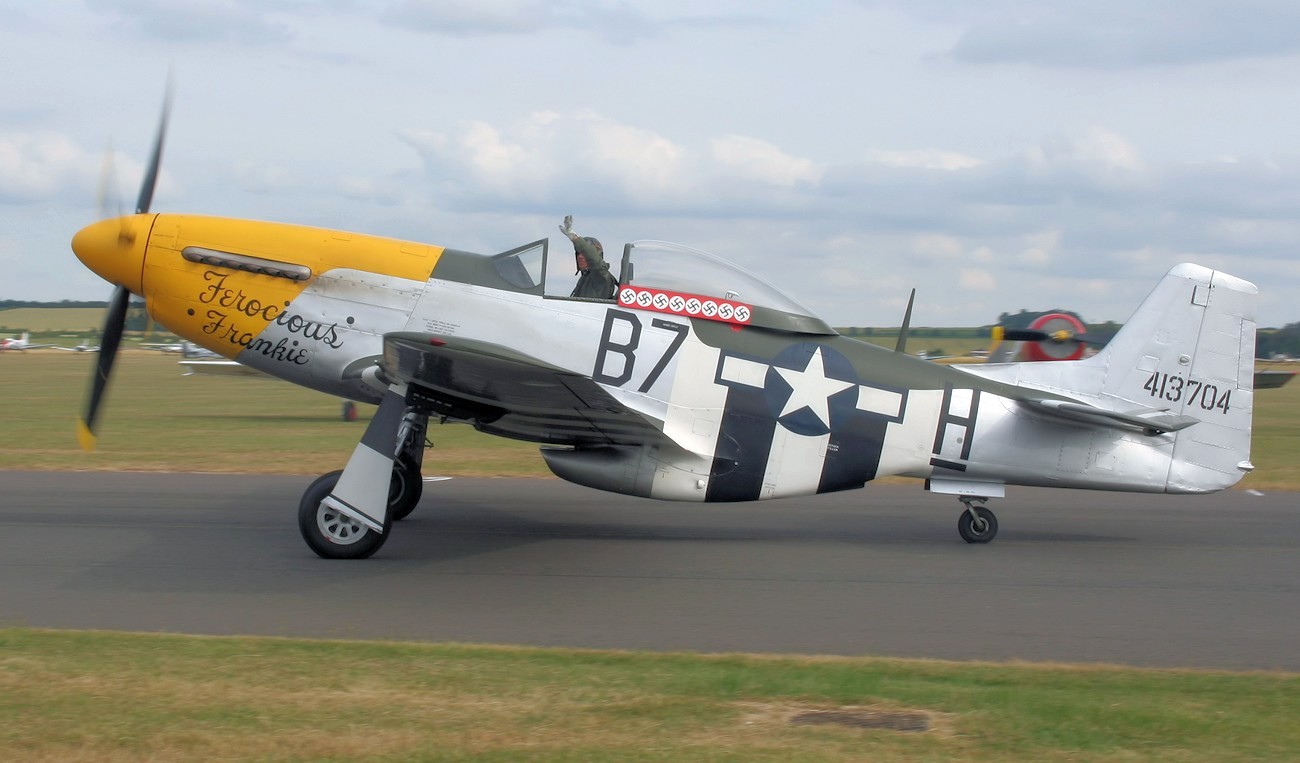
[298,470,392,559]
[958,505,998,544]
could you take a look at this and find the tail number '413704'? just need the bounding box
[1143,371,1231,413]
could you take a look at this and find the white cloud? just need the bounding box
[400,111,688,208]
[711,135,822,186]
[378,103,1300,325]
[460,121,533,180]
[231,160,297,194]
[960,268,996,291]
[5,0,1300,328]
[910,233,963,261]
[382,0,553,35]
[863,0,1300,68]
[869,149,983,171]
[0,133,85,201]
[583,113,685,195]
[1028,128,1142,172]
[85,0,296,44]
[1018,230,1060,266]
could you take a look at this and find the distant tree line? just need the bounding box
[842,307,1293,359]
[0,300,109,309]
[7,301,1291,357]
[1257,323,1300,359]
[996,308,1086,330]
[839,326,988,338]
[0,302,154,334]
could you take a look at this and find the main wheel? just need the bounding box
[298,470,392,559]
[388,459,423,521]
[958,505,998,544]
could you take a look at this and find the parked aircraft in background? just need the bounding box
[0,332,57,351]
[71,95,1259,559]
[983,314,1288,390]
[140,341,185,353]
[910,313,1105,364]
[178,340,260,378]
[987,312,1102,362]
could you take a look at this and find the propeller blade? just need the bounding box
[77,83,172,451]
[77,286,130,451]
[134,84,172,215]
[1001,329,1051,342]
[1001,328,1107,346]
[96,140,123,220]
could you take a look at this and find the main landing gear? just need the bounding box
[956,496,998,544]
[298,391,430,560]
[298,470,390,559]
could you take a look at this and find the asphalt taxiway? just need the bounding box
[1,471,1296,671]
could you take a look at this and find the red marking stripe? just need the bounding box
[618,286,752,325]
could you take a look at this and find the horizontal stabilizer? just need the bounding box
[1029,399,1200,435]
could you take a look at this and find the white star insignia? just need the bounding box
[774,347,854,427]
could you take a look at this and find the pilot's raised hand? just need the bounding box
[559,214,577,240]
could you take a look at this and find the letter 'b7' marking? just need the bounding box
[593,310,688,392]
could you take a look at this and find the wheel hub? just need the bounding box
[317,504,368,545]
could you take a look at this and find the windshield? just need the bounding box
[620,240,819,319]
[492,240,546,290]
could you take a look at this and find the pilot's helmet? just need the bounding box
[581,236,603,257]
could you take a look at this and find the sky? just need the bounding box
[2,0,1299,328]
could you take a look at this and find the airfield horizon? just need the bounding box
[3,350,1299,489]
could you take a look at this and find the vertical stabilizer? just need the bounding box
[1086,264,1257,492]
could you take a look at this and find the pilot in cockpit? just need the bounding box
[559,214,618,300]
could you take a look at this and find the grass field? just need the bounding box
[2,629,1297,762]
[0,351,548,476]
[0,307,108,333]
[2,350,1298,488]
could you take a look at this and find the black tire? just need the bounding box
[958,505,998,544]
[388,459,423,521]
[298,470,392,559]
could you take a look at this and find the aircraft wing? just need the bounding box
[382,332,666,447]
[180,359,268,378]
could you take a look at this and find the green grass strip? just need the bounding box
[1,628,1297,761]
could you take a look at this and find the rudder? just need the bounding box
[1085,264,1257,492]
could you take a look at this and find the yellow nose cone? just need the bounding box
[71,214,152,294]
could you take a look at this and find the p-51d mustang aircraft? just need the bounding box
[72,101,1257,559]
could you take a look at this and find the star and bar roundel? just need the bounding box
[618,285,752,325]
[706,341,910,501]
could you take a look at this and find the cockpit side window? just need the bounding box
[492,240,546,291]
